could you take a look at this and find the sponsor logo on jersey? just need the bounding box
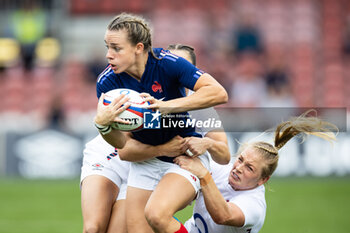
[92,163,104,170]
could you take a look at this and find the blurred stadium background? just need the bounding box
[0,0,349,232]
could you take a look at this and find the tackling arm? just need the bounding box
[203,131,231,164]
[174,156,245,227]
[184,131,230,165]
[200,173,245,226]
[118,135,188,162]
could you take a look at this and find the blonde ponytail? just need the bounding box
[274,110,337,150]
[251,110,337,179]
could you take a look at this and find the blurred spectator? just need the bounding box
[342,15,350,56]
[261,65,296,108]
[48,95,65,130]
[260,45,297,108]
[229,52,267,107]
[9,0,47,71]
[86,49,107,83]
[0,38,20,71]
[205,49,233,97]
[231,13,264,56]
[34,37,61,68]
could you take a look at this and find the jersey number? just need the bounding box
[193,213,208,233]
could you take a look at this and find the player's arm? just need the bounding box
[185,134,230,164]
[145,73,228,114]
[118,135,188,162]
[184,106,230,164]
[199,131,231,164]
[200,173,245,227]
[174,156,245,227]
[94,93,131,149]
[190,73,228,108]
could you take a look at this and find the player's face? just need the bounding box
[104,29,137,74]
[169,49,193,64]
[228,146,267,191]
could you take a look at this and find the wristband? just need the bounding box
[94,122,112,135]
[199,172,212,187]
[111,123,120,130]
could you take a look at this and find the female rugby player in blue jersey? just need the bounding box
[94,13,228,233]
[82,44,230,233]
[81,43,229,233]
[92,13,229,232]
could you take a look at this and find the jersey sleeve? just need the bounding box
[163,53,205,90]
[229,191,266,228]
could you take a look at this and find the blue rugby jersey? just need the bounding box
[96,48,204,162]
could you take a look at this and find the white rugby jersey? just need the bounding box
[185,162,266,233]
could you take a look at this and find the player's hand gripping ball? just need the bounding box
[103,88,149,131]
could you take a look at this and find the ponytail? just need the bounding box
[251,110,337,179]
[274,110,337,150]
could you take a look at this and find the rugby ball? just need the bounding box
[103,88,149,131]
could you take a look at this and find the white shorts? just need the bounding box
[128,153,210,194]
[80,135,130,200]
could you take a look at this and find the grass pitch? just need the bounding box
[0,177,349,233]
[0,178,82,233]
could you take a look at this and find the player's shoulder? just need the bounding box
[211,161,233,181]
[96,65,117,84]
[153,48,183,63]
[233,184,266,206]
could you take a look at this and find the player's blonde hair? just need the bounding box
[237,110,338,179]
[108,12,153,52]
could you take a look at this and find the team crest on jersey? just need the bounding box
[152,81,163,93]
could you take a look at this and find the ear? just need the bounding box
[258,176,270,186]
[135,42,145,54]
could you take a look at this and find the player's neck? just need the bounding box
[126,52,148,81]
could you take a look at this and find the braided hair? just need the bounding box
[108,13,153,53]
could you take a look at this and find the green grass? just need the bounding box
[0,178,82,233]
[0,177,349,233]
[261,177,350,233]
